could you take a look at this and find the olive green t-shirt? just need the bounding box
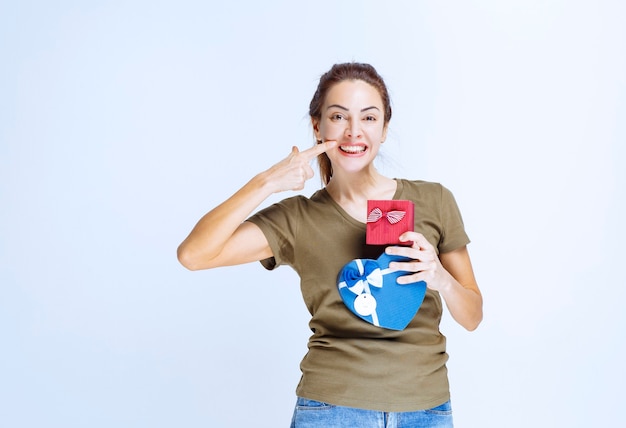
[246,179,470,412]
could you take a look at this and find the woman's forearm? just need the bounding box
[438,277,483,331]
[176,172,273,270]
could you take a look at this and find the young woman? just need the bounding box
[177,63,482,427]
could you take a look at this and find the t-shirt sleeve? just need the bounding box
[245,197,300,270]
[438,185,470,253]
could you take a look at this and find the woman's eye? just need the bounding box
[364,115,377,122]
[331,114,344,121]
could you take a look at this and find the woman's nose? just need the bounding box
[345,120,363,139]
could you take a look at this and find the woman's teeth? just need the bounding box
[339,145,366,153]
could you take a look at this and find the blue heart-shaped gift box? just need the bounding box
[337,252,427,330]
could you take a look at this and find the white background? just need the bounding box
[1,1,624,427]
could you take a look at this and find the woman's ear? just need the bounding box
[311,117,321,141]
[381,123,389,143]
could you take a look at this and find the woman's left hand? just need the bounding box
[386,231,483,331]
[385,231,453,292]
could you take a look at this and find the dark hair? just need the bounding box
[309,62,392,185]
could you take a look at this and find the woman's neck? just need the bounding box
[325,169,397,204]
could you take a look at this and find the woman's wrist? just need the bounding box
[250,170,278,195]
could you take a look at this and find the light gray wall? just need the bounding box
[1,1,624,426]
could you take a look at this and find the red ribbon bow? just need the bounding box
[366,207,406,225]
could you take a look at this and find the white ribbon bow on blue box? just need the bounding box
[337,252,427,330]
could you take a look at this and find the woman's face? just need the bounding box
[313,79,388,174]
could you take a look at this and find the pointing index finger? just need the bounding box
[301,140,337,160]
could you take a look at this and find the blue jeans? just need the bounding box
[290,397,453,428]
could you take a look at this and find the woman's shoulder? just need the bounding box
[396,178,446,194]
[250,190,333,229]
[263,188,329,212]
[396,179,462,215]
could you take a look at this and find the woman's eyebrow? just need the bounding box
[326,104,349,111]
[361,106,380,112]
[326,104,381,112]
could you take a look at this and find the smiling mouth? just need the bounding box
[339,145,367,154]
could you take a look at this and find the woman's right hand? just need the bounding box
[262,141,336,193]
